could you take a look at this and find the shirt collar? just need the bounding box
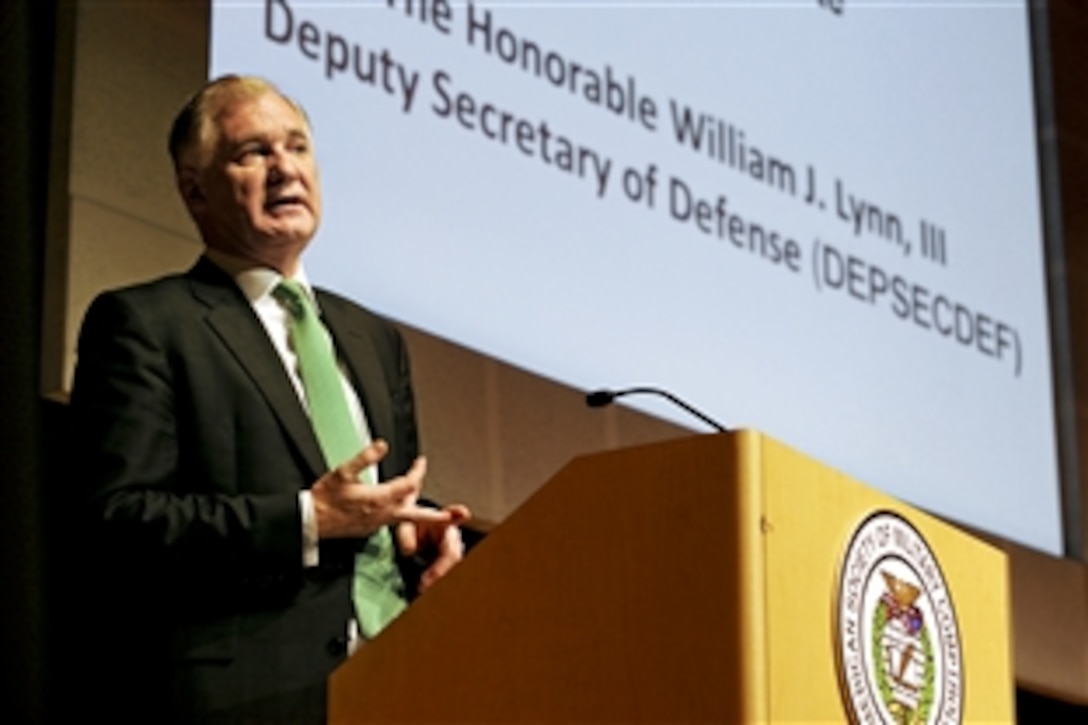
[203,248,317,307]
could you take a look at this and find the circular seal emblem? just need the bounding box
[835,511,963,725]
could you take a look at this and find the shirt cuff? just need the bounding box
[299,490,319,567]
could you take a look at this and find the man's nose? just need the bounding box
[267,147,301,182]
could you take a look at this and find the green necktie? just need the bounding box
[273,279,407,638]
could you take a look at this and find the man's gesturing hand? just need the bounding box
[397,503,471,594]
[310,439,454,539]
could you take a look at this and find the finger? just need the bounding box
[379,475,425,507]
[339,439,389,479]
[423,552,458,585]
[396,504,468,552]
[395,520,419,556]
[419,534,464,593]
[404,455,427,485]
[390,456,428,506]
[395,504,455,526]
[443,503,471,524]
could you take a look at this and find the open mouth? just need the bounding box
[266,196,306,214]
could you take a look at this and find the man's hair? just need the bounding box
[167,75,309,169]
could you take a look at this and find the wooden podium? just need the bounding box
[328,431,1012,722]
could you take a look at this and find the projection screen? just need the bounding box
[211,0,1066,555]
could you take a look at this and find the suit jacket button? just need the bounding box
[327,635,348,657]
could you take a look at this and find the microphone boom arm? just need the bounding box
[585,386,728,433]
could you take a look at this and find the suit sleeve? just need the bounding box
[387,323,421,474]
[72,291,305,602]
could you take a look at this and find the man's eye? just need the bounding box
[237,147,267,163]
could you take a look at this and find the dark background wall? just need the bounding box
[1,0,55,721]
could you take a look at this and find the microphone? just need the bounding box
[585,386,729,433]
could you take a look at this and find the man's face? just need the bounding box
[181,92,322,272]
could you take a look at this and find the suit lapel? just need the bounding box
[186,258,327,481]
[318,291,394,473]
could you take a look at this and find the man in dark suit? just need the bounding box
[71,75,469,722]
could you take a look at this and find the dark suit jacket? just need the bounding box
[71,257,420,722]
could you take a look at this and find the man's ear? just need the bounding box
[176,167,206,214]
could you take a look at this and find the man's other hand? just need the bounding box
[397,503,471,593]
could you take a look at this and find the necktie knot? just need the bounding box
[273,279,310,321]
